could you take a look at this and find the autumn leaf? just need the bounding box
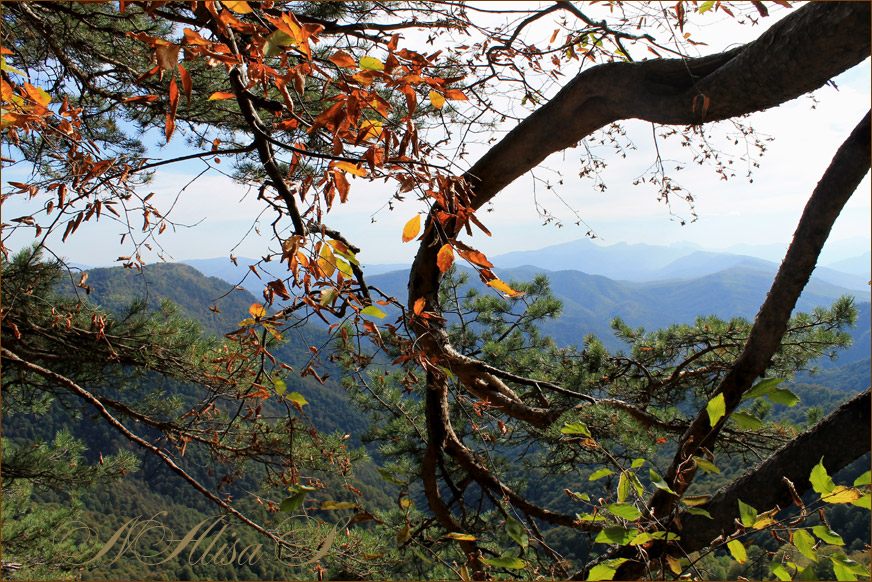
[249,303,267,319]
[333,161,367,176]
[359,56,384,71]
[444,88,468,100]
[330,50,357,68]
[318,243,336,278]
[155,43,181,72]
[413,297,426,315]
[208,91,235,100]
[402,215,421,242]
[223,1,253,14]
[488,278,524,297]
[429,91,446,109]
[178,64,192,105]
[437,244,454,272]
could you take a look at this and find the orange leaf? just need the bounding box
[223,1,253,14]
[444,89,468,101]
[249,303,267,319]
[122,95,160,103]
[165,112,175,142]
[488,278,524,297]
[179,64,192,105]
[329,50,357,68]
[333,161,367,176]
[208,91,235,100]
[436,244,454,272]
[458,249,493,268]
[429,91,445,109]
[413,297,426,315]
[402,215,421,243]
[333,169,350,203]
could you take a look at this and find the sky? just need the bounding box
[3,4,870,269]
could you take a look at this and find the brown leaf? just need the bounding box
[155,43,181,72]
[436,243,454,272]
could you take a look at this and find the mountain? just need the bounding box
[824,251,871,278]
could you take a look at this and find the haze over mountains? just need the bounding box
[176,237,871,362]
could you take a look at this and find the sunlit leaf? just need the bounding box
[402,215,421,242]
[766,387,800,406]
[249,303,267,319]
[444,532,476,541]
[320,288,338,306]
[318,243,336,278]
[810,457,836,495]
[561,422,591,436]
[743,377,785,400]
[682,495,711,506]
[706,393,725,427]
[771,562,792,581]
[437,244,454,272]
[630,531,680,546]
[481,556,526,570]
[429,91,445,109]
[738,499,757,528]
[685,507,713,519]
[264,30,293,57]
[699,1,715,13]
[727,539,747,564]
[792,528,817,561]
[853,471,871,487]
[488,278,524,297]
[286,392,308,408]
[330,50,357,68]
[413,297,426,315]
[361,305,387,319]
[852,493,871,509]
[605,503,641,521]
[208,91,235,100]
[630,458,645,469]
[823,486,863,504]
[272,378,287,395]
[223,1,253,14]
[812,525,845,546]
[595,527,637,545]
[731,411,764,429]
[586,558,628,581]
[359,56,384,71]
[649,469,678,496]
[589,468,613,481]
[617,472,631,503]
[444,88,468,100]
[694,457,720,474]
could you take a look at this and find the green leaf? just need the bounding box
[481,556,526,570]
[594,527,638,545]
[361,305,387,318]
[506,516,529,548]
[831,553,870,579]
[629,531,680,546]
[561,421,591,436]
[359,56,385,71]
[286,391,308,408]
[320,288,338,305]
[738,499,757,528]
[576,512,608,522]
[321,500,356,510]
[628,472,645,498]
[852,493,871,509]
[681,495,710,506]
[336,258,354,278]
[444,532,477,541]
[630,458,646,469]
[706,393,726,427]
[727,539,747,564]
[743,377,785,400]
[685,507,713,519]
[272,378,287,396]
[810,457,835,495]
[853,471,871,487]
[798,565,818,581]
[793,528,817,561]
[766,388,800,406]
[605,503,642,521]
[649,469,678,496]
[694,457,720,475]
[731,411,764,430]
[586,559,628,581]
[0,56,27,77]
[589,468,614,481]
[698,1,716,14]
[264,30,293,57]
[811,525,844,546]
[771,562,793,582]
[397,524,410,544]
[280,490,308,513]
[377,468,407,486]
[617,472,631,503]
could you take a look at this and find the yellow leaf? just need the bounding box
[318,243,336,278]
[359,56,384,71]
[402,215,421,243]
[208,91,235,100]
[223,1,253,14]
[333,161,367,176]
[444,532,476,541]
[359,119,383,140]
[249,303,266,319]
[413,297,426,315]
[488,278,524,297]
[437,244,454,272]
[824,486,863,504]
[429,90,445,109]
